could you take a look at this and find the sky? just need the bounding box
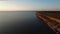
[0,0,60,11]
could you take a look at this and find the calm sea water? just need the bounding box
[0,11,55,34]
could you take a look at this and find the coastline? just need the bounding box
[36,11,60,34]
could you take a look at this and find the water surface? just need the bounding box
[0,11,55,34]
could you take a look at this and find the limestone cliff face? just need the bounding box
[36,11,60,34]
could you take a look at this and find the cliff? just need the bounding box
[36,11,60,34]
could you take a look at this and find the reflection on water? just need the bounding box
[0,11,55,34]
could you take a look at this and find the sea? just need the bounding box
[0,11,56,34]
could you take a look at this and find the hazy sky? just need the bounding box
[0,0,60,11]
